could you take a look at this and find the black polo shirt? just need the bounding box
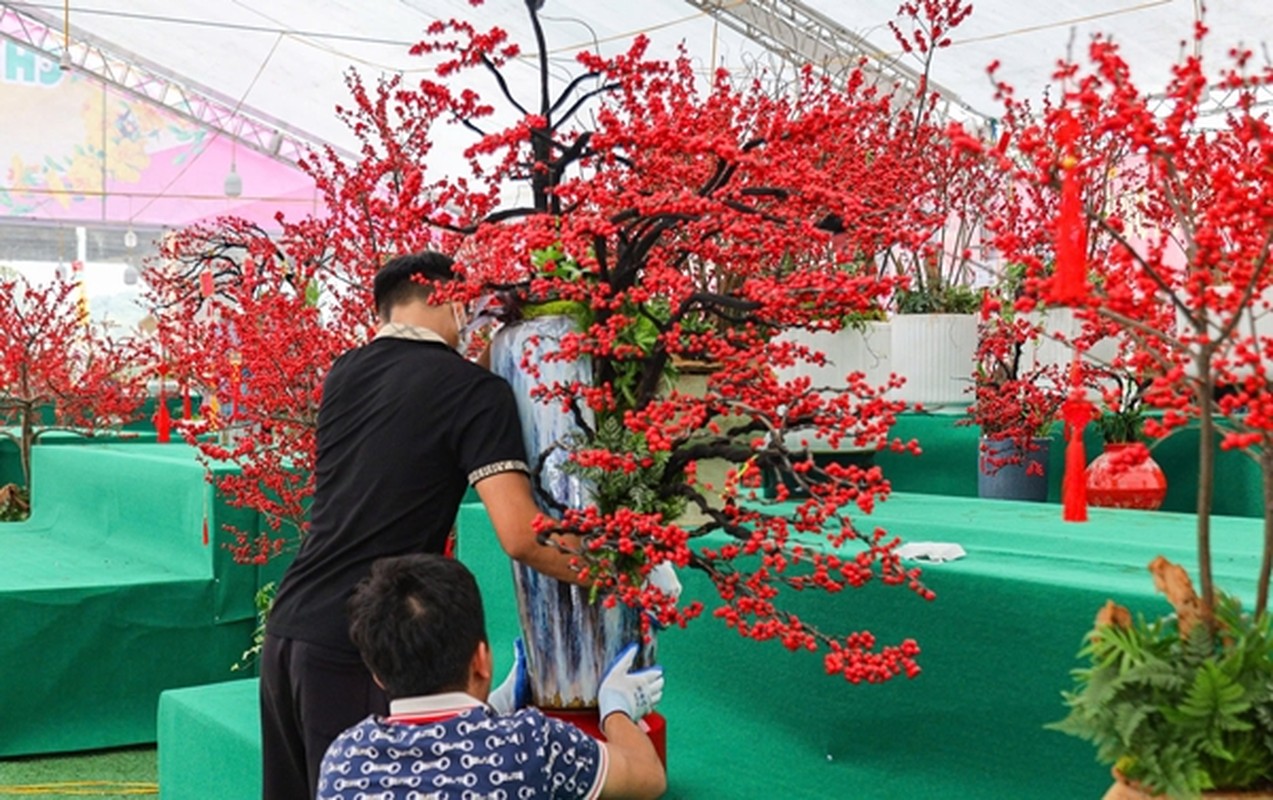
[266,334,528,653]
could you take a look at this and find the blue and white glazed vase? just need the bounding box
[490,314,653,709]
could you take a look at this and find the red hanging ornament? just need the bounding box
[182,383,192,421]
[200,269,215,298]
[155,387,172,444]
[1059,356,1096,522]
[1051,110,1089,305]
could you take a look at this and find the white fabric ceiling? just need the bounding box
[11,0,1271,155]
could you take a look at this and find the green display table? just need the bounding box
[157,494,1260,798]
[0,443,262,756]
[875,410,1263,517]
[158,680,261,800]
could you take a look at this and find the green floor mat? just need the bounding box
[0,746,156,798]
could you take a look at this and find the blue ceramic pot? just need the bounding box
[977,436,1050,502]
[490,315,652,709]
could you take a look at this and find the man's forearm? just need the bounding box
[599,714,667,799]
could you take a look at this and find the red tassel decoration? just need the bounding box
[155,388,171,444]
[182,383,192,421]
[1060,356,1095,522]
[202,517,209,546]
[1052,110,1088,306]
[200,269,215,298]
[1053,168,1088,304]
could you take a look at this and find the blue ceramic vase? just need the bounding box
[490,314,652,709]
[977,436,1051,502]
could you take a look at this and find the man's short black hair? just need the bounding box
[373,252,456,321]
[347,554,487,699]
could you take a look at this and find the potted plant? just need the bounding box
[154,0,987,715]
[421,0,937,712]
[1051,560,1273,799]
[0,272,147,510]
[962,290,1066,501]
[878,0,1001,407]
[1087,371,1168,511]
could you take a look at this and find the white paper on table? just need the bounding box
[895,542,967,563]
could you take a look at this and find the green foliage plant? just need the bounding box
[894,282,982,314]
[231,581,277,672]
[1052,567,1273,798]
[0,483,29,522]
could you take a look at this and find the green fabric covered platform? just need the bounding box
[873,410,1262,516]
[156,494,1261,798]
[457,496,1251,799]
[1,443,262,757]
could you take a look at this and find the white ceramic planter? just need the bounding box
[888,313,977,407]
[1022,307,1119,373]
[774,321,892,392]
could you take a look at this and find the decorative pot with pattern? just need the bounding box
[490,313,653,709]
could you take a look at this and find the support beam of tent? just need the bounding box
[684,0,987,122]
[0,2,355,167]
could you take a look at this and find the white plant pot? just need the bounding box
[1022,307,1119,372]
[888,313,977,407]
[490,315,651,709]
[774,321,892,392]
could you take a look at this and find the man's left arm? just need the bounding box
[474,470,586,585]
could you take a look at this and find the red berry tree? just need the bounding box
[143,218,359,563]
[157,0,996,683]
[0,273,148,496]
[985,23,1273,615]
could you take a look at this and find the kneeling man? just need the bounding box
[317,553,667,799]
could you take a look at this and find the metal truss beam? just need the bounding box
[1147,80,1273,126]
[684,0,988,122]
[0,2,356,167]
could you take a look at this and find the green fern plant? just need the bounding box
[1051,592,1273,798]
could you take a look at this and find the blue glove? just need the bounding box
[598,644,664,722]
[487,639,529,714]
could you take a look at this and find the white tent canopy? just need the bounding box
[8,0,1270,155]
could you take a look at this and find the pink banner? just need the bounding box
[1,51,318,229]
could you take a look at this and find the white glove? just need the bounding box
[646,561,682,603]
[598,644,664,723]
[487,639,529,715]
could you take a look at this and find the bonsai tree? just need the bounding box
[979,16,1273,797]
[154,0,1003,684]
[0,272,148,513]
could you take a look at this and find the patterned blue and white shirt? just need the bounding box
[317,692,609,800]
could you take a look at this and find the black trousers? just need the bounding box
[259,634,388,800]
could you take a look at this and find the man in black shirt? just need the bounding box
[259,252,582,800]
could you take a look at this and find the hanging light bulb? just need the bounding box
[55,262,67,281]
[224,161,243,197]
[124,226,138,249]
[60,0,72,72]
[123,265,139,285]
